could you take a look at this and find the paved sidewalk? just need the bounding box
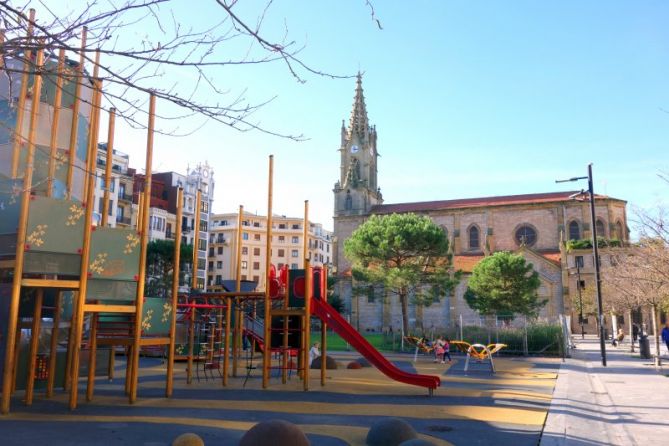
[540,336,669,446]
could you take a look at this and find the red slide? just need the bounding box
[311,298,440,394]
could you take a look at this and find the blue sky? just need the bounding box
[99,1,669,232]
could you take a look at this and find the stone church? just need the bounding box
[333,75,629,334]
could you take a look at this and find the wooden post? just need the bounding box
[136,192,144,230]
[166,187,183,397]
[222,296,231,386]
[107,343,115,381]
[303,200,311,392]
[101,108,116,226]
[66,27,87,199]
[232,205,243,377]
[10,8,35,179]
[82,50,101,198]
[262,156,274,389]
[187,189,202,384]
[1,41,43,414]
[47,48,66,197]
[46,292,62,397]
[24,289,44,405]
[128,93,155,404]
[282,272,289,384]
[68,78,100,410]
[63,292,77,391]
[85,313,99,401]
[321,266,327,386]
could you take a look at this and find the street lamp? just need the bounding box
[569,258,585,339]
[556,163,607,367]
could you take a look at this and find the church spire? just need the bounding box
[349,72,369,138]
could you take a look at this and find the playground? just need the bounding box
[0,350,559,445]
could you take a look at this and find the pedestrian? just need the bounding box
[661,322,669,355]
[442,337,452,363]
[309,342,320,366]
[632,323,639,343]
[612,328,624,347]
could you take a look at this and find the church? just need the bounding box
[332,75,629,334]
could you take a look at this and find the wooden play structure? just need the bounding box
[0,12,441,417]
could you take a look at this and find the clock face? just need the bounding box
[350,145,359,153]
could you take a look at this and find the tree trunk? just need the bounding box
[651,304,662,366]
[399,291,410,337]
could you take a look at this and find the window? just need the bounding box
[216,261,222,269]
[279,224,286,229]
[291,263,298,269]
[208,247,214,256]
[615,221,624,240]
[291,250,299,257]
[198,239,207,251]
[578,280,586,290]
[241,261,248,269]
[254,234,261,241]
[278,236,285,243]
[217,247,223,255]
[220,220,228,226]
[253,262,260,270]
[278,249,285,257]
[595,219,606,237]
[253,222,260,227]
[515,225,537,246]
[242,232,249,240]
[575,256,584,268]
[292,236,299,244]
[345,193,352,210]
[253,248,260,256]
[241,275,247,280]
[292,224,300,230]
[208,261,213,272]
[199,220,208,232]
[216,234,225,243]
[197,258,206,270]
[215,275,222,285]
[242,220,250,226]
[253,275,260,283]
[468,226,480,250]
[242,247,248,255]
[568,221,580,241]
[200,200,209,213]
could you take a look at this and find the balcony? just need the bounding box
[116,216,131,225]
[118,192,133,202]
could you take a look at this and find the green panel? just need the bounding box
[0,177,21,236]
[23,251,81,275]
[89,227,141,281]
[288,269,306,309]
[141,297,172,336]
[26,196,84,254]
[87,279,137,302]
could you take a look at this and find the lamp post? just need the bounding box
[556,163,607,366]
[576,259,585,339]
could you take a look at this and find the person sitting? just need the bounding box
[309,342,320,366]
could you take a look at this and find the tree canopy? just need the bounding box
[145,239,192,298]
[464,252,544,318]
[344,213,458,335]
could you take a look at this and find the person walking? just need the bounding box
[442,337,452,363]
[433,337,445,363]
[661,322,669,356]
[632,323,639,343]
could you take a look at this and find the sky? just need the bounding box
[80,1,669,232]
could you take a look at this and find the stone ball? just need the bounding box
[398,439,437,446]
[347,361,362,369]
[366,418,417,446]
[310,356,338,369]
[239,420,309,446]
[356,357,371,367]
[172,433,205,446]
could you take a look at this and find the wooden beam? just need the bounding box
[166,187,183,398]
[83,304,136,314]
[21,279,80,289]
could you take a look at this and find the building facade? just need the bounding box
[207,211,333,291]
[333,75,629,334]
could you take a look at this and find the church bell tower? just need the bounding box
[333,73,383,216]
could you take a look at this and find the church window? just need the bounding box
[595,219,606,237]
[345,192,352,210]
[468,226,480,250]
[568,221,580,240]
[515,225,537,247]
[614,221,624,240]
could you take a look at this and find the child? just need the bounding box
[309,342,320,366]
[433,337,445,363]
[442,337,452,363]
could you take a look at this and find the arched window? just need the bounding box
[468,226,480,250]
[515,225,537,247]
[345,192,352,210]
[595,219,606,237]
[568,221,581,241]
[615,221,624,240]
